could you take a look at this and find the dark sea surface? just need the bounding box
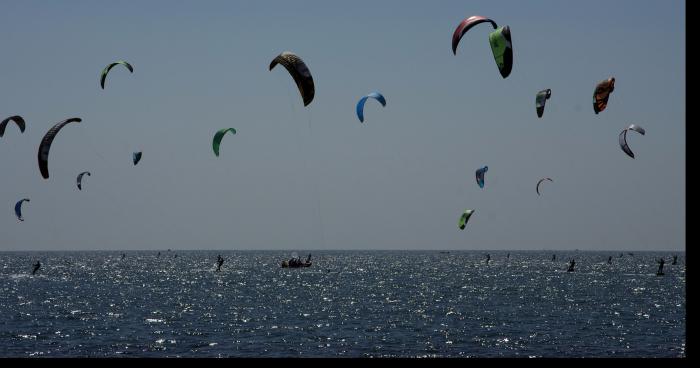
[0,250,685,357]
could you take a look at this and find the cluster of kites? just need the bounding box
[4,15,646,227]
[448,16,645,230]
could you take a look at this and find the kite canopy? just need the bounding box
[489,26,513,78]
[593,77,615,114]
[0,116,26,137]
[451,16,498,55]
[475,166,488,188]
[133,151,142,165]
[356,92,386,123]
[77,171,91,190]
[38,118,82,179]
[535,89,552,118]
[458,209,475,230]
[619,124,645,158]
[536,177,553,196]
[15,198,30,222]
[212,128,237,157]
[100,61,134,89]
[269,52,315,106]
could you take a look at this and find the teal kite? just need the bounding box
[212,128,237,157]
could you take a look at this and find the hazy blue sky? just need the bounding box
[0,0,684,251]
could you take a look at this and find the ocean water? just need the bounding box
[0,251,685,357]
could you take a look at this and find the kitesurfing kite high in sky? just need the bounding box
[0,116,26,137]
[458,209,475,230]
[536,177,553,196]
[38,118,82,179]
[77,171,91,190]
[451,16,498,55]
[535,89,552,118]
[476,166,488,188]
[100,61,134,89]
[269,52,315,106]
[133,151,143,165]
[356,92,386,123]
[212,128,236,157]
[15,198,30,222]
[593,77,615,114]
[619,124,646,158]
[488,26,513,78]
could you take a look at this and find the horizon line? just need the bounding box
[0,249,686,253]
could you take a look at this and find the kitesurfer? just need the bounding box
[216,255,224,272]
[657,258,665,276]
[32,261,41,275]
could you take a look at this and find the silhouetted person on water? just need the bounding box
[608,256,612,264]
[486,254,491,265]
[31,261,41,275]
[672,255,678,265]
[216,255,224,272]
[157,252,161,257]
[121,253,126,260]
[552,254,556,262]
[567,259,576,272]
[507,253,510,259]
[657,258,665,276]
[619,253,623,258]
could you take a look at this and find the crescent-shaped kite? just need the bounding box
[0,116,26,137]
[356,92,386,123]
[619,124,645,158]
[269,52,315,106]
[100,61,134,89]
[212,128,237,157]
[37,118,82,179]
[77,171,91,190]
[451,16,498,55]
[536,177,553,196]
